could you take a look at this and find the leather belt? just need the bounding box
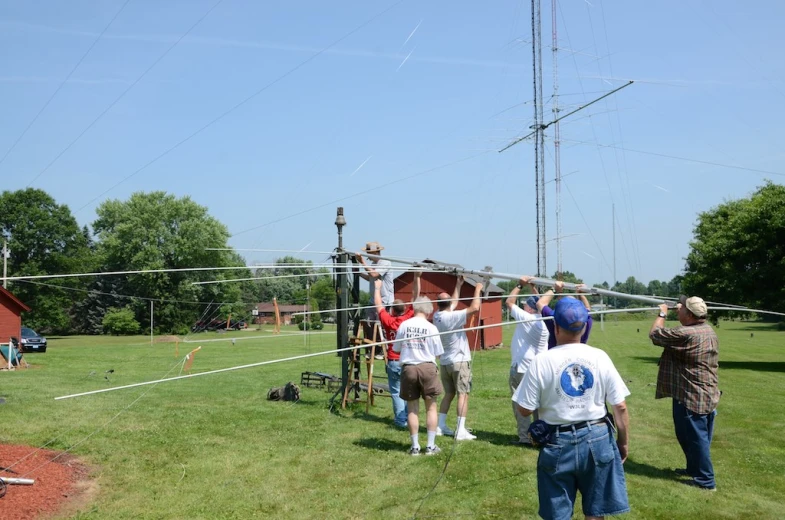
[556,418,607,433]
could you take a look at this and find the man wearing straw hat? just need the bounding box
[356,242,394,358]
[649,295,719,491]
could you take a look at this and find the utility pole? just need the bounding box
[2,239,8,289]
[334,208,349,396]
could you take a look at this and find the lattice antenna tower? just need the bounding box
[552,0,562,276]
[531,0,547,277]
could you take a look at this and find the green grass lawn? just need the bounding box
[1,320,784,519]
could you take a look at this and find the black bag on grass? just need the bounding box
[267,382,301,402]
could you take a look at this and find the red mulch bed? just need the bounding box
[0,444,95,520]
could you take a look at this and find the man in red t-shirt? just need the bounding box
[374,272,421,427]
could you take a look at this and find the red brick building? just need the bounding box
[0,286,31,343]
[393,263,504,350]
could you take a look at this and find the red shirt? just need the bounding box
[378,307,414,361]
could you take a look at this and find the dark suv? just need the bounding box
[20,327,47,353]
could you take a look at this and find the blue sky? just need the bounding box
[2,0,784,286]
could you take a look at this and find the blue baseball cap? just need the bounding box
[553,297,589,332]
[525,295,540,310]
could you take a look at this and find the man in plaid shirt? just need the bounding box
[649,295,720,491]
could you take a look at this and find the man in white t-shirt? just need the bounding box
[506,275,549,445]
[432,276,483,441]
[356,242,394,358]
[512,297,630,520]
[394,296,445,456]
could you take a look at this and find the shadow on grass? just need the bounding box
[632,356,660,365]
[718,361,785,373]
[353,437,408,452]
[624,458,680,482]
[731,323,783,332]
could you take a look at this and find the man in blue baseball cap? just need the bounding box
[505,275,550,445]
[513,297,631,520]
[536,280,594,349]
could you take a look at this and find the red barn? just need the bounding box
[0,286,30,343]
[393,262,504,350]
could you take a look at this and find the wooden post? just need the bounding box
[273,298,281,334]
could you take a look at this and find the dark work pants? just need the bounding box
[673,399,716,489]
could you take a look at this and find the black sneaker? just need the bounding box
[674,468,691,477]
[409,446,421,456]
[683,480,716,492]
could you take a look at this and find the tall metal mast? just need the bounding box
[552,0,562,276]
[531,0,546,277]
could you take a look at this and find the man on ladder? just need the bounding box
[356,242,394,359]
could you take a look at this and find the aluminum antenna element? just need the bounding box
[499,81,634,154]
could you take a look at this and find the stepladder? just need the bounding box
[342,320,386,412]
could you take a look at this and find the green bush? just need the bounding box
[102,307,141,335]
[297,321,323,331]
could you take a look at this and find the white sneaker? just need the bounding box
[436,425,455,436]
[455,429,477,441]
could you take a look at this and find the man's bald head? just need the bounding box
[437,292,451,311]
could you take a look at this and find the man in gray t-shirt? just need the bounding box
[356,242,394,356]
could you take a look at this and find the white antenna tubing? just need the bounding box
[54,303,781,401]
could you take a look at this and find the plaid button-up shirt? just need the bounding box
[649,322,720,414]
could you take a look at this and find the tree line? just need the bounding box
[2,181,782,334]
[0,189,333,335]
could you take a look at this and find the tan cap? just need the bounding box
[679,295,707,318]
[364,241,384,252]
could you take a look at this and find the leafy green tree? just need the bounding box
[612,276,648,308]
[0,188,92,332]
[93,192,249,333]
[684,182,785,316]
[102,307,141,335]
[667,275,683,297]
[551,271,583,284]
[495,280,516,295]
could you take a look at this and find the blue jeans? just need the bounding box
[386,361,408,426]
[537,422,629,520]
[673,400,716,488]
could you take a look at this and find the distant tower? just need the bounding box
[531,0,546,276]
[552,0,562,276]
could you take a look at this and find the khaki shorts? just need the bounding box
[401,363,443,401]
[440,362,472,395]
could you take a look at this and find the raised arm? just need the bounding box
[412,271,421,302]
[507,275,535,309]
[649,302,670,337]
[449,276,464,311]
[576,284,591,311]
[466,282,483,317]
[373,279,385,313]
[354,252,377,281]
[536,280,562,312]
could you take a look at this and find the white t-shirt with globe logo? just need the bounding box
[512,342,630,425]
